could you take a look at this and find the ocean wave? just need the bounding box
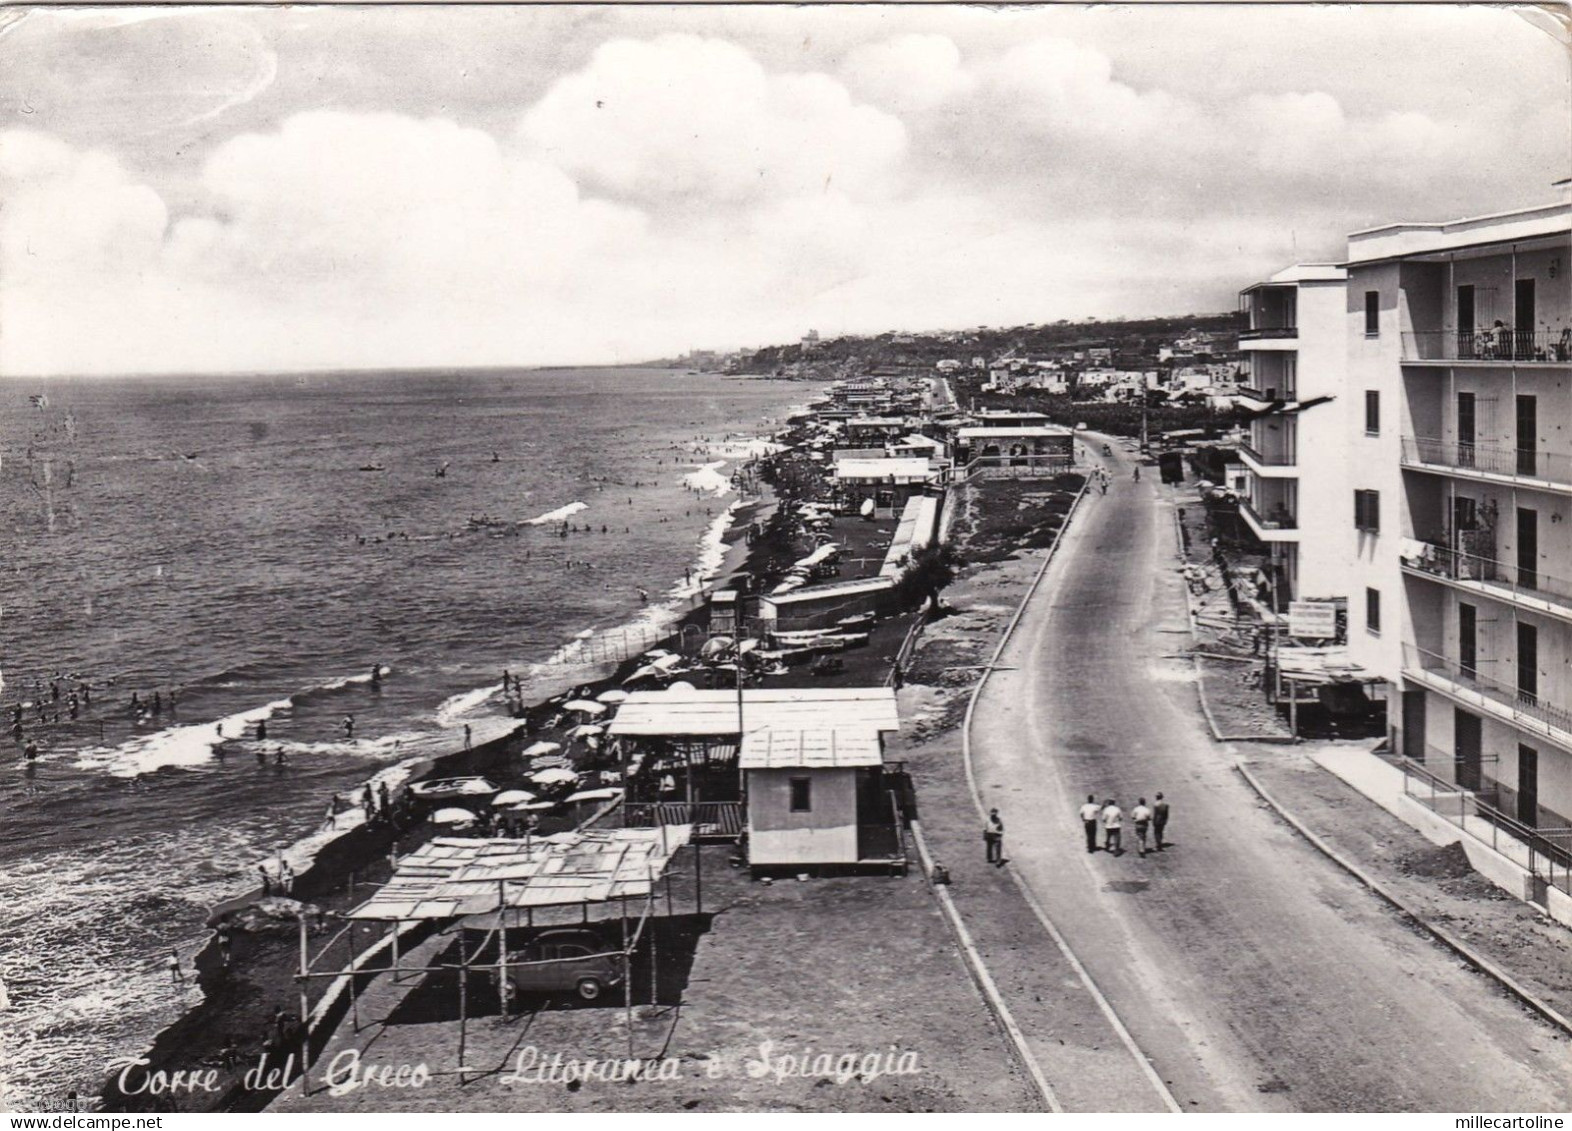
[72,669,397,779]
[524,501,587,526]
[74,697,293,778]
[682,460,733,496]
[433,683,499,726]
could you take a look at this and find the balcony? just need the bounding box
[1238,495,1299,542]
[1238,442,1297,477]
[1402,643,1572,752]
[1403,328,1572,366]
[1400,541,1572,625]
[1239,326,1299,342]
[1400,436,1572,493]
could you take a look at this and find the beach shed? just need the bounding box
[757,574,896,631]
[832,456,935,517]
[709,589,739,636]
[608,687,901,843]
[739,727,902,869]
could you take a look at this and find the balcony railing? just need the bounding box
[1239,326,1298,342]
[1388,752,1572,899]
[1401,540,1572,619]
[1239,441,1296,467]
[1400,435,1572,489]
[1239,495,1297,530]
[1402,642,1572,741]
[1403,328,1572,364]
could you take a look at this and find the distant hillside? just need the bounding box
[737,311,1243,374]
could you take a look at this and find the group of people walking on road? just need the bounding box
[979,794,1173,867]
[1079,793,1169,856]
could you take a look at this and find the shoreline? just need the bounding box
[98,474,778,1114]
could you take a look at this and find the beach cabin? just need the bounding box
[740,726,904,871]
[832,456,935,518]
[608,687,901,848]
[757,574,896,631]
[709,589,739,636]
[845,416,910,447]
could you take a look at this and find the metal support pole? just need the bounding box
[392,919,402,984]
[349,921,361,1032]
[458,929,469,1081]
[297,913,312,1093]
[694,837,703,916]
[1288,677,1298,738]
[621,896,633,1058]
[498,881,510,1017]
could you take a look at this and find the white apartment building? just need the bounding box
[1237,262,1349,604]
[1338,198,1572,828]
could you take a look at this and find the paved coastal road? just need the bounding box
[967,440,1572,1111]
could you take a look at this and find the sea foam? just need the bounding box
[525,501,588,525]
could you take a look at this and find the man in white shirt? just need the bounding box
[1078,794,1101,854]
[1101,799,1123,855]
[1131,798,1154,856]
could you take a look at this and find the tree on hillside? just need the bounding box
[898,543,966,615]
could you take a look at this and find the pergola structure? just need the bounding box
[294,825,693,1086]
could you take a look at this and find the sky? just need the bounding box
[0,4,1567,376]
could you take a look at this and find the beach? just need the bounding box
[0,367,809,1112]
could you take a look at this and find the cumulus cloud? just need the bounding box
[840,33,974,112]
[0,14,1564,376]
[518,34,907,206]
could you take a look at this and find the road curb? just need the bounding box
[957,456,1184,1114]
[907,819,1060,1113]
[1234,760,1572,1040]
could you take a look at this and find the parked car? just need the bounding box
[496,928,622,1001]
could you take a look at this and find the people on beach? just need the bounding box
[984,808,1005,865]
[256,719,267,742]
[370,664,383,688]
[1131,797,1153,856]
[378,781,391,817]
[343,714,355,740]
[1101,799,1124,854]
[1153,792,1169,850]
[464,724,472,750]
[279,861,294,895]
[274,746,288,766]
[165,949,183,984]
[1079,793,1101,854]
[362,784,375,820]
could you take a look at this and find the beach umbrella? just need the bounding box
[521,740,560,758]
[564,699,607,715]
[510,800,558,812]
[667,680,697,693]
[431,807,476,826]
[492,789,537,806]
[530,767,579,786]
[567,723,604,739]
[595,689,629,704]
[699,637,734,659]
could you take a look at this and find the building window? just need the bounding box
[1366,588,1381,634]
[1364,290,1380,336]
[789,777,812,813]
[1354,489,1381,533]
[1364,390,1380,435]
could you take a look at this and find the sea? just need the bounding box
[0,366,810,1110]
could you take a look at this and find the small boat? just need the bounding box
[408,776,498,802]
[358,464,385,472]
